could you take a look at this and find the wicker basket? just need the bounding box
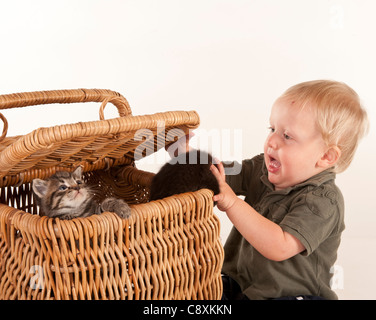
[0,89,224,300]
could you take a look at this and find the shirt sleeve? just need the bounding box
[279,186,344,256]
[225,154,264,196]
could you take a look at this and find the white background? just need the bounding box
[1,0,375,299]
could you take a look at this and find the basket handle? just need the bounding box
[0,112,8,142]
[98,96,132,120]
[0,88,132,116]
[0,89,132,141]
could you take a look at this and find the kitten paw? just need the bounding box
[115,203,131,219]
[101,198,131,219]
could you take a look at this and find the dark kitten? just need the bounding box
[32,167,131,220]
[149,149,220,202]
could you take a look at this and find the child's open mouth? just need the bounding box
[268,156,281,173]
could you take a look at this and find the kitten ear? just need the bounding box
[72,166,83,180]
[32,179,49,198]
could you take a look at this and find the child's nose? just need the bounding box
[267,133,279,149]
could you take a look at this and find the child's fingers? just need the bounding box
[210,164,225,183]
[212,160,225,178]
[213,157,221,165]
[210,164,220,179]
[216,160,226,177]
[213,194,221,202]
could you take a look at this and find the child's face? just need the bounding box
[264,99,328,190]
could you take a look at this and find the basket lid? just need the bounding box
[0,89,199,187]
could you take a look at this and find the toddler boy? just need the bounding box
[210,80,368,299]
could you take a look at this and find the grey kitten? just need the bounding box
[32,167,131,220]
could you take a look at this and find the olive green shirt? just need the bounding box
[223,154,345,299]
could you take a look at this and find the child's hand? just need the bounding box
[210,161,238,212]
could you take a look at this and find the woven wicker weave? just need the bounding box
[0,89,224,300]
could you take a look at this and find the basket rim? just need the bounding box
[0,188,215,241]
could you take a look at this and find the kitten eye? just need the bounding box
[59,185,68,191]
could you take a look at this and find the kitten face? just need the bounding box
[33,167,93,218]
[52,174,90,212]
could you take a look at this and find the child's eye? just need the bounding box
[284,133,291,140]
[268,126,275,133]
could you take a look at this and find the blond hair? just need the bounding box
[277,80,369,173]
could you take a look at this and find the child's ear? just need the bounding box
[317,146,341,169]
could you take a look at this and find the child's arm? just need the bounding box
[211,161,305,262]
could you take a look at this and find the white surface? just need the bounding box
[1,0,375,299]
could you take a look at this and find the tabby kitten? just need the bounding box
[32,167,131,220]
[149,149,220,202]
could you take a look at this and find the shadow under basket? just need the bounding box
[0,89,224,300]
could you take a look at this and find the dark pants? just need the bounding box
[221,275,249,300]
[221,275,325,300]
